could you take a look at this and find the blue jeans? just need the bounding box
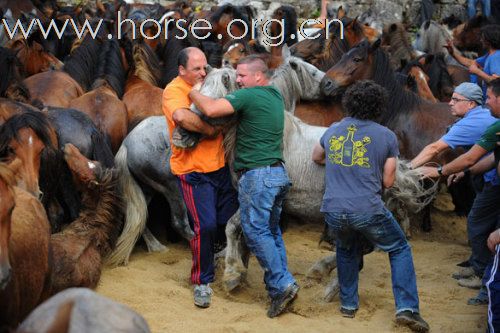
[238,164,295,299]
[468,0,491,17]
[324,208,420,313]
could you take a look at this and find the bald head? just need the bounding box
[178,47,207,86]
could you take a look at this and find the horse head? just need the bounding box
[0,163,15,290]
[63,143,101,189]
[321,39,380,96]
[222,41,248,68]
[0,111,57,200]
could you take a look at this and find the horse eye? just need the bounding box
[353,57,362,62]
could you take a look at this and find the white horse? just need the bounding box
[223,113,438,294]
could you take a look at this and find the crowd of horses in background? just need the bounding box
[0,0,497,330]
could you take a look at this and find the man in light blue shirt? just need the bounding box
[411,82,497,171]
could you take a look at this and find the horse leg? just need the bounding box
[223,210,249,292]
[324,275,340,302]
[421,203,432,232]
[142,227,167,253]
[306,253,337,281]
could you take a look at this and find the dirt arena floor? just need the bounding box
[97,190,488,333]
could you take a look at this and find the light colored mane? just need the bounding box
[132,44,158,86]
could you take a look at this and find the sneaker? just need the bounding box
[194,284,213,308]
[457,275,482,289]
[340,307,357,318]
[396,311,430,332]
[452,266,475,280]
[267,283,300,318]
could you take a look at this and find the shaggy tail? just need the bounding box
[90,129,115,169]
[105,144,147,266]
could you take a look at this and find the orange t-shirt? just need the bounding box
[162,76,225,175]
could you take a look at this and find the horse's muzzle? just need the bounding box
[320,77,339,96]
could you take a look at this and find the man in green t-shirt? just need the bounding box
[189,55,298,318]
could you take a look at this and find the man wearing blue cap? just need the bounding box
[411,82,496,170]
[421,79,500,304]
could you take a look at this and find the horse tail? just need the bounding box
[90,129,115,169]
[105,144,148,266]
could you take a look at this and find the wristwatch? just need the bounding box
[437,165,443,176]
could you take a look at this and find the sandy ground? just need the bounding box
[97,191,488,333]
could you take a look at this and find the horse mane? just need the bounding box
[92,39,126,98]
[157,25,190,87]
[441,14,463,30]
[382,23,415,69]
[463,14,492,31]
[0,162,15,187]
[64,34,103,92]
[315,19,353,70]
[0,46,30,103]
[271,59,303,111]
[273,5,298,46]
[70,166,123,257]
[0,111,55,156]
[131,41,161,86]
[371,47,422,126]
[210,4,251,29]
[424,53,453,98]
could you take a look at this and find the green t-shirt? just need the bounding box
[476,120,500,151]
[224,86,285,171]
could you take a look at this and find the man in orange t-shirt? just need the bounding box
[162,47,238,308]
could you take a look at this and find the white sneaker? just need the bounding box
[194,284,213,308]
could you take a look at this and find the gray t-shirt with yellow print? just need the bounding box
[319,117,399,214]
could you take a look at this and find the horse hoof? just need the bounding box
[147,243,168,253]
[224,276,242,292]
[324,278,340,303]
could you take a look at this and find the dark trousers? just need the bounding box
[487,245,500,332]
[177,165,239,285]
[468,184,500,277]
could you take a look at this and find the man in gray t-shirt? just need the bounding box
[319,118,399,213]
[312,80,429,333]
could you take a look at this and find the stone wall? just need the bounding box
[187,0,471,27]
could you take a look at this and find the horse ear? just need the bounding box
[282,44,291,60]
[369,39,381,53]
[205,64,213,74]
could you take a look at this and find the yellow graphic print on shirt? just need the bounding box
[328,124,371,167]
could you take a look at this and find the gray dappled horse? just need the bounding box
[107,50,329,267]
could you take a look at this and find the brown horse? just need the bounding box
[320,40,455,159]
[23,34,102,108]
[0,163,51,330]
[122,40,163,131]
[0,111,58,200]
[50,143,122,294]
[453,14,492,54]
[290,16,379,71]
[7,36,63,76]
[68,39,128,153]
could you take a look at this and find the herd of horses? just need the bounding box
[0,0,493,329]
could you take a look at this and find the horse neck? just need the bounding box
[124,75,146,93]
[271,65,300,112]
[69,170,122,257]
[410,68,438,103]
[371,49,423,125]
